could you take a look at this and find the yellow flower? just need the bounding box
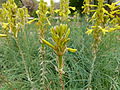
[2,23,9,29]
[67,48,77,52]
[0,34,7,37]
[86,29,93,35]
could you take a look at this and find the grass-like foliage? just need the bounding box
[0,0,120,90]
[0,19,120,90]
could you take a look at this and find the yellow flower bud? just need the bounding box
[0,34,7,37]
[42,39,55,49]
[67,48,77,52]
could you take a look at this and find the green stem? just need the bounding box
[87,52,97,90]
[87,41,98,90]
[39,41,46,90]
[58,55,63,72]
[58,55,64,90]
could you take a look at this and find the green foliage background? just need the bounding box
[0,0,120,90]
[0,19,120,89]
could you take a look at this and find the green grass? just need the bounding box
[0,18,120,90]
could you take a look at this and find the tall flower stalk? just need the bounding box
[36,0,50,89]
[55,0,75,23]
[0,0,34,89]
[49,0,55,25]
[82,0,94,22]
[50,0,55,17]
[42,24,77,90]
[87,0,108,89]
[59,0,70,22]
[0,0,29,37]
[83,0,119,89]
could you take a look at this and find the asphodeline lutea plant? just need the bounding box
[82,0,94,21]
[59,0,69,21]
[83,0,117,89]
[55,0,75,22]
[0,0,35,89]
[50,0,55,17]
[82,0,93,15]
[35,0,51,57]
[42,24,77,90]
[105,1,120,27]
[0,0,29,38]
[36,0,50,41]
[0,9,7,37]
[49,0,55,25]
[86,0,120,36]
[35,0,51,89]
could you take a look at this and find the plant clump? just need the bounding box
[0,0,29,38]
[42,24,77,90]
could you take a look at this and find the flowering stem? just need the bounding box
[58,56,63,71]
[87,51,97,89]
[58,55,64,90]
[39,43,46,90]
[87,37,99,89]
